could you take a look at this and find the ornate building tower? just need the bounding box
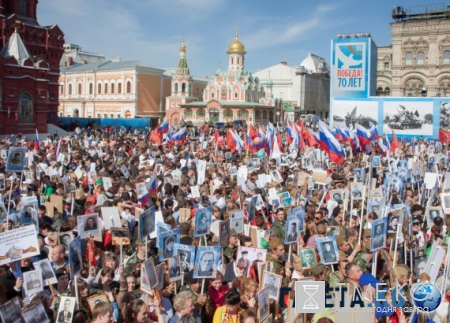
[166,39,197,126]
[0,0,64,134]
[227,27,246,72]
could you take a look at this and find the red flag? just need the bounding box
[304,129,319,148]
[85,238,96,267]
[214,129,220,142]
[249,124,258,140]
[439,129,450,143]
[149,130,162,145]
[226,130,236,153]
[390,129,399,153]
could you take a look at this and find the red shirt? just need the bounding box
[208,284,229,310]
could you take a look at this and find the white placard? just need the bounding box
[0,226,40,266]
[197,160,207,185]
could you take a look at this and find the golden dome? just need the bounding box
[180,43,186,51]
[227,27,246,54]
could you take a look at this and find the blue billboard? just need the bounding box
[331,37,377,99]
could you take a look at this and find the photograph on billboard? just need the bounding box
[440,102,450,130]
[383,101,433,136]
[331,100,378,130]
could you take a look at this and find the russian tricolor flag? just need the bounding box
[369,122,380,140]
[318,121,345,165]
[344,127,360,151]
[172,126,187,143]
[156,118,169,134]
[34,129,40,152]
[335,125,347,142]
[355,124,372,146]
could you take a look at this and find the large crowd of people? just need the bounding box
[0,120,448,323]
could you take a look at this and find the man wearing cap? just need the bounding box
[329,260,349,289]
[267,237,291,287]
[223,229,238,263]
[236,250,250,270]
[352,239,373,274]
[309,263,326,281]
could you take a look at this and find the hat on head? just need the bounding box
[230,229,238,237]
[364,229,371,238]
[359,273,380,288]
[336,236,346,247]
[269,237,283,251]
[309,263,326,276]
[393,266,409,277]
[55,268,68,280]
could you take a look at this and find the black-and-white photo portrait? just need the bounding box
[168,255,181,282]
[262,272,282,301]
[34,259,57,285]
[59,233,72,249]
[56,297,75,323]
[23,270,43,296]
[317,237,338,264]
[371,218,387,251]
[219,219,230,248]
[22,302,50,323]
[387,215,399,234]
[0,297,21,323]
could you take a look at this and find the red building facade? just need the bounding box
[0,0,64,134]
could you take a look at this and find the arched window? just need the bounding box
[237,109,248,119]
[255,110,261,119]
[184,108,193,117]
[104,113,107,118]
[104,83,108,94]
[110,114,114,118]
[78,83,82,95]
[262,111,267,119]
[417,52,424,65]
[118,83,122,94]
[68,84,72,95]
[405,52,413,66]
[89,83,93,95]
[73,109,80,117]
[223,109,233,118]
[182,83,186,93]
[125,111,131,118]
[97,113,101,118]
[234,92,238,99]
[111,83,115,94]
[221,87,227,100]
[197,108,205,117]
[60,85,64,95]
[174,83,178,94]
[444,51,450,65]
[269,111,274,121]
[18,92,33,124]
[211,91,215,99]
[98,84,101,94]
[126,81,132,93]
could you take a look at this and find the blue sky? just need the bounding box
[39,0,432,77]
